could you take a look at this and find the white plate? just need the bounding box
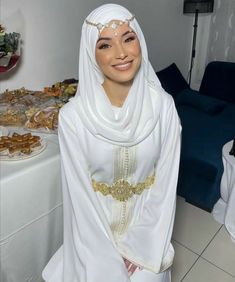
[0,139,47,161]
[0,126,9,137]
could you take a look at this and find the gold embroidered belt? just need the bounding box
[92,175,155,202]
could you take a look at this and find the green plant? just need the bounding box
[0,32,20,54]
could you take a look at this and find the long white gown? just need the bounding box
[42,89,181,282]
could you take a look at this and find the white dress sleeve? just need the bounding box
[116,97,181,273]
[42,105,130,282]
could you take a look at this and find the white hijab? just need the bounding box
[72,3,164,146]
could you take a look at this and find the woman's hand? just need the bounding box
[123,257,140,276]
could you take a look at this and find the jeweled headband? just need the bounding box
[85,15,135,33]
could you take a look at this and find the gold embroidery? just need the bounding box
[111,146,136,236]
[92,175,155,202]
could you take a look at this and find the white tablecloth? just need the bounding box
[0,132,63,282]
[213,141,235,242]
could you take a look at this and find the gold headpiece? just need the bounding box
[85,15,135,33]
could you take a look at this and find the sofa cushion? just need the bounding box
[176,89,226,115]
[199,61,235,104]
[177,158,220,211]
[156,63,189,98]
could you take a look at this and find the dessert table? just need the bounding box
[0,130,63,281]
[212,140,235,242]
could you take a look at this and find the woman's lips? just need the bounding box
[112,61,133,71]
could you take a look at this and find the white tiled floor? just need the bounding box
[171,197,235,282]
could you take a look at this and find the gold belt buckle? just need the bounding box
[110,179,134,201]
[92,175,155,202]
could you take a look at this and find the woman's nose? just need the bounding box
[119,53,127,59]
[116,44,127,60]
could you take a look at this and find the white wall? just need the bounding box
[0,0,195,91]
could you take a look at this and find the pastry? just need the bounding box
[0,132,43,157]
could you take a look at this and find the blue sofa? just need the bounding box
[156,61,235,211]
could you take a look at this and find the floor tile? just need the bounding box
[173,197,222,254]
[171,240,199,282]
[202,226,235,277]
[182,258,235,282]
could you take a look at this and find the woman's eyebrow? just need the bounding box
[121,30,135,37]
[97,37,111,43]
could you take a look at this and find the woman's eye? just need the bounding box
[125,36,136,43]
[98,43,110,50]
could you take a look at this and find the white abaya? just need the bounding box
[42,87,181,282]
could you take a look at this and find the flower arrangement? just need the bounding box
[0,24,20,58]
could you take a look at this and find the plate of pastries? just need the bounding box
[0,80,78,133]
[0,131,46,160]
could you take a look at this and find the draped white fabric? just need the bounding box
[191,0,235,88]
[42,90,181,282]
[206,0,235,63]
[1,134,63,282]
[213,141,235,243]
[131,268,171,282]
[75,3,162,146]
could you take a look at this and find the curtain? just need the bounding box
[206,0,235,63]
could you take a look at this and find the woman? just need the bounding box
[42,4,181,282]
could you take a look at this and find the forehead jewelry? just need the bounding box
[85,15,135,36]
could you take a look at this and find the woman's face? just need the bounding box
[95,21,142,85]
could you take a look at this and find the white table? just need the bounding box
[0,131,63,282]
[213,140,235,242]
